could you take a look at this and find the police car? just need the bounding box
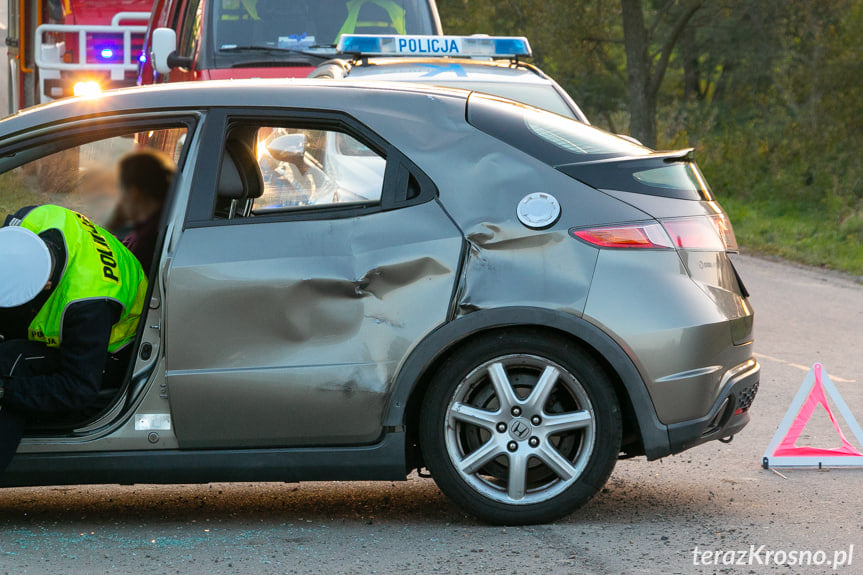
[309,34,589,122]
[294,34,590,208]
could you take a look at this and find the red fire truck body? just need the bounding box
[7,0,152,112]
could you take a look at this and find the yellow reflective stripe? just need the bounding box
[240,0,259,20]
[220,0,258,20]
[336,0,406,41]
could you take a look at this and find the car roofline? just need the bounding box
[0,78,474,126]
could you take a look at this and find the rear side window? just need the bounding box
[467,93,648,166]
[253,125,385,212]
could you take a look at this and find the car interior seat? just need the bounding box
[215,139,264,219]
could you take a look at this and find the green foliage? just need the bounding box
[0,170,45,217]
[437,0,628,124]
[721,197,863,276]
[437,0,863,274]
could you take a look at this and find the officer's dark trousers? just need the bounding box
[0,340,60,473]
[0,341,130,477]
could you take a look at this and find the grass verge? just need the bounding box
[720,196,863,277]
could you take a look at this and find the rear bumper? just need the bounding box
[666,359,760,454]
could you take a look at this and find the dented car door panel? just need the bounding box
[165,201,462,448]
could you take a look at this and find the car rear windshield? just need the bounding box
[213,0,437,52]
[467,93,649,166]
[421,81,577,119]
[633,164,707,191]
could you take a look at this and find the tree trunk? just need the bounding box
[681,26,700,100]
[621,0,657,147]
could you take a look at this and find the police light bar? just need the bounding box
[337,35,532,59]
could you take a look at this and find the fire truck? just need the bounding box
[6,0,153,113]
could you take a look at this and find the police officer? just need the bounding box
[0,204,147,474]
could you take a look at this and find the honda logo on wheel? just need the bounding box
[509,418,531,440]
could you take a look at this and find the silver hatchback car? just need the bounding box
[0,80,758,524]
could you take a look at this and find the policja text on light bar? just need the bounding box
[336,35,533,59]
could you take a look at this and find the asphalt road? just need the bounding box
[0,254,861,574]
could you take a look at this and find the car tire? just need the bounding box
[419,329,621,525]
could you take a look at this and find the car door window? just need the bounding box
[0,127,187,229]
[187,112,435,225]
[254,126,385,212]
[178,0,204,58]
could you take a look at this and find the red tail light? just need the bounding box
[662,214,737,252]
[571,213,738,252]
[570,223,673,249]
[661,217,725,251]
[709,212,739,252]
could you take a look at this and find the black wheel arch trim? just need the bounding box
[383,306,672,460]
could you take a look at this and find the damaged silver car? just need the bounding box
[0,80,759,524]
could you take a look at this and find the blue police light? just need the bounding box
[100,47,114,60]
[336,35,532,58]
[138,52,147,64]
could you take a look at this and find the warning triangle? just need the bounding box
[763,363,863,468]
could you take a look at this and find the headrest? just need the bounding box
[217,139,264,200]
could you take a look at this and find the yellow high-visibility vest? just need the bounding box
[20,205,147,353]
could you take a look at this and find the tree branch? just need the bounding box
[647,0,677,42]
[648,0,704,98]
[583,36,626,44]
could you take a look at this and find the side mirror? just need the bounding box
[152,28,178,75]
[266,134,306,168]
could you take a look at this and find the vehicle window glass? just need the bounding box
[213,0,436,51]
[468,93,650,166]
[422,81,576,119]
[633,163,709,192]
[162,0,178,28]
[178,0,204,57]
[523,109,645,156]
[0,127,186,230]
[253,126,385,212]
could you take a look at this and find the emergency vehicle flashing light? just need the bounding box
[73,81,102,97]
[336,35,532,59]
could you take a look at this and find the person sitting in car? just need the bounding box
[0,204,147,474]
[115,149,176,272]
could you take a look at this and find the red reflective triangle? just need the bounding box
[772,363,863,458]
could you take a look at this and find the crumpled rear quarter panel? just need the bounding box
[360,96,653,317]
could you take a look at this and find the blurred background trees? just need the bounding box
[437,0,863,273]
